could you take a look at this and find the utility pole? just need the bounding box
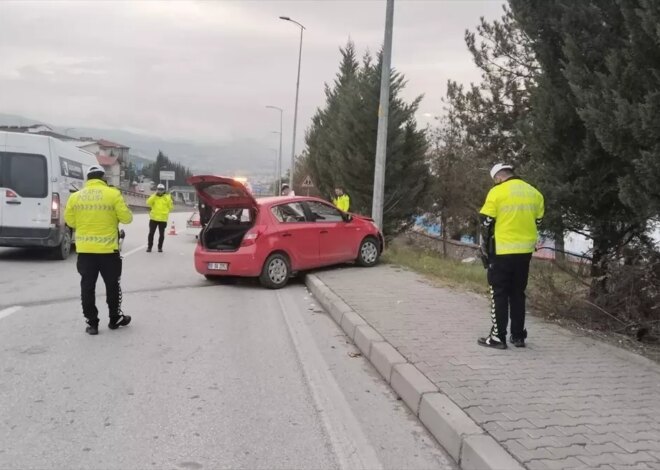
[371,0,394,230]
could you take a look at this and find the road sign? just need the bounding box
[160,171,175,181]
[301,175,314,188]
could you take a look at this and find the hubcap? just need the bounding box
[361,241,378,264]
[268,258,288,284]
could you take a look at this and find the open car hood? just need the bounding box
[187,175,257,209]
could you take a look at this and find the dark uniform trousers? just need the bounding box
[77,253,123,327]
[487,253,532,342]
[148,220,167,250]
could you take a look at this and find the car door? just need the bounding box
[0,150,50,237]
[305,200,355,265]
[270,201,320,270]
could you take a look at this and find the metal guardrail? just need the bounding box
[118,188,188,209]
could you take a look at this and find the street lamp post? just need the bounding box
[279,16,305,190]
[266,105,284,194]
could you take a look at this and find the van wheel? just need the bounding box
[357,236,380,267]
[53,229,72,260]
[259,253,290,289]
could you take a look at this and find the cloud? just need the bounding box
[0,0,505,161]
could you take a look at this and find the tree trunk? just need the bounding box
[554,229,566,263]
[441,212,448,258]
[590,233,610,299]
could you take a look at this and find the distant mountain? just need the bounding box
[0,113,278,177]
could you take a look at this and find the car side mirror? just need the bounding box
[342,213,352,223]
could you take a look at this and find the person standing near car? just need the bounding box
[64,165,133,335]
[477,164,544,350]
[146,183,173,253]
[332,187,350,212]
[281,183,295,196]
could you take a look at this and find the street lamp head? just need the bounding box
[279,15,305,29]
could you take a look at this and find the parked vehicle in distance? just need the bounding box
[0,131,99,259]
[188,175,384,289]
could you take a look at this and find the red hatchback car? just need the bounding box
[188,175,384,288]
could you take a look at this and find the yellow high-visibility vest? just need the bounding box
[479,178,544,255]
[333,194,350,212]
[64,179,133,253]
[147,193,174,222]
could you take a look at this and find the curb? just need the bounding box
[305,273,525,470]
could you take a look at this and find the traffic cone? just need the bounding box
[168,221,177,236]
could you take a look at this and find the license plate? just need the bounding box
[208,262,228,271]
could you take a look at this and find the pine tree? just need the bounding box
[305,41,429,235]
[509,0,652,294]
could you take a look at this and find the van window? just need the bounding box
[0,152,48,198]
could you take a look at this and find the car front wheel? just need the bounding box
[357,236,380,267]
[259,253,291,289]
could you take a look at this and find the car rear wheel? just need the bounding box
[357,236,380,267]
[52,228,72,260]
[259,253,290,289]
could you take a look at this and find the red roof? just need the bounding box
[97,139,128,149]
[96,155,118,166]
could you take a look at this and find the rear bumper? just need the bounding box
[0,226,62,248]
[194,244,263,277]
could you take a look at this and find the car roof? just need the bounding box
[256,195,327,208]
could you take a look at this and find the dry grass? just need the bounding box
[382,243,488,293]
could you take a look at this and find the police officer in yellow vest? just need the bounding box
[64,166,133,335]
[333,187,350,212]
[146,183,174,253]
[478,164,544,349]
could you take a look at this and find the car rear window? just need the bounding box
[0,152,48,198]
[202,183,245,201]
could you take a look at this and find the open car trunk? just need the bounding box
[201,207,254,251]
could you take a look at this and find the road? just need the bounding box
[0,212,456,470]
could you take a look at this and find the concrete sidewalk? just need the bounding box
[307,265,660,470]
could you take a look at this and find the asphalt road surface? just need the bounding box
[0,212,456,470]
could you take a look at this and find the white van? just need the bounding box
[0,131,99,259]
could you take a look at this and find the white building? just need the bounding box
[76,139,129,188]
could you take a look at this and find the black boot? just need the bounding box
[109,315,132,330]
[477,335,507,349]
[85,324,99,335]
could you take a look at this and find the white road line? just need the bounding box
[121,244,147,258]
[0,306,23,320]
[277,291,383,470]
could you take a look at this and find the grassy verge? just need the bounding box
[382,244,488,294]
[382,240,583,306]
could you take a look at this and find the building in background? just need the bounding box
[169,186,197,205]
[75,139,130,188]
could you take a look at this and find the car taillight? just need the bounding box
[241,226,264,247]
[51,193,61,223]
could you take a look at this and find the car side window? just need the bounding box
[271,202,307,223]
[307,201,344,222]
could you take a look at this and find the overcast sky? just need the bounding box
[0,0,504,155]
